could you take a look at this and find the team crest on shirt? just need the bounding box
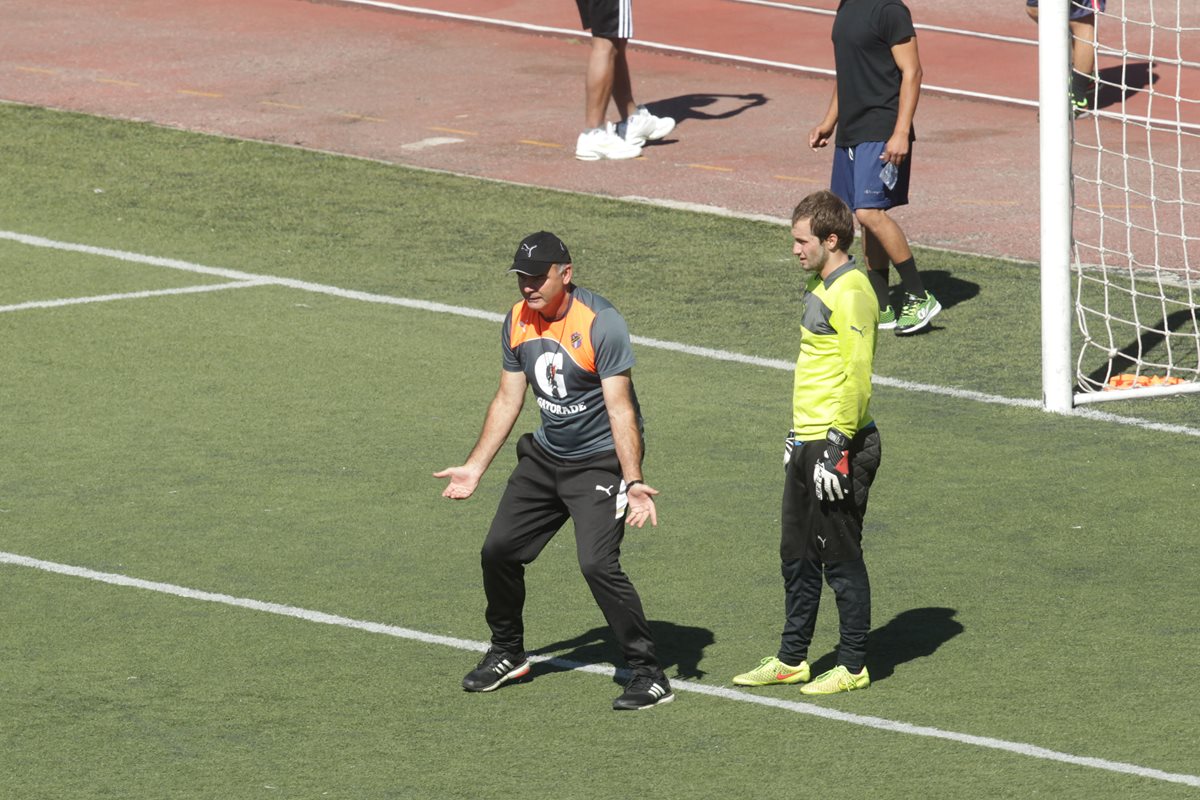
[571,332,582,349]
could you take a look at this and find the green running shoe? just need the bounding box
[732,656,810,686]
[1072,93,1090,117]
[878,306,897,330]
[1070,73,1095,117]
[799,665,870,695]
[894,291,941,336]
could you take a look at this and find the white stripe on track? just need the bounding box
[4,228,1199,438]
[0,280,269,313]
[728,0,1039,47]
[2,550,1197,789]
[331,1,1200,131]
[326,0,1037,108]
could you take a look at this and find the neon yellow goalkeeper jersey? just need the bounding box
[792,258,879,441]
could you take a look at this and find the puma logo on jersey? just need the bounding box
[817,535,827,548]
[850,324,866,337]
[596,484,614,496]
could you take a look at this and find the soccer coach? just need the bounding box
[434,231,673,711]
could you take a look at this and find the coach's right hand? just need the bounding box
[625,482,659,529]
[434,465,483,500]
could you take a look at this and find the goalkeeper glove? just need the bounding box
[813,428,851,501]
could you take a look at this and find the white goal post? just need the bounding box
[1040,0,1200,410]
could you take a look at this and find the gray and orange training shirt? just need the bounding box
[502,286,643,459]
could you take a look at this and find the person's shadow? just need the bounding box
[1094,61,1157,111]
[527,620,715,684]
[808,606,964,683]
[642,93,769,136]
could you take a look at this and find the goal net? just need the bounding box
[1041,0,1200,408]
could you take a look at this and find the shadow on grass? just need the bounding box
[517,608,958,688]
[808,606,964,683]
[529,619,715,683]
[1082,306,1200,387]
[888,269,980,313]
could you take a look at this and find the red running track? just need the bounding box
[1,0,1196,263]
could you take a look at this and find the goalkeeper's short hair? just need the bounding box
[792,190,854,253]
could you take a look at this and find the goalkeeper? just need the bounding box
[732,190,883,695]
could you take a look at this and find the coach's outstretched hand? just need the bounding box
[625,482,659,529]
[434,465,483,500]
[813,429,851,502]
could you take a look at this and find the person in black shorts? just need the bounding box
[573,0,676,161]
[809,0,941,336]
[435,230,673,711]
[1026,0,1107,114]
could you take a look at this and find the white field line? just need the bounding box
[4,229,1199,438]
[0,280,269,313]
[2,550,1197,789]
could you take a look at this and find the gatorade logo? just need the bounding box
[534,351,567,398]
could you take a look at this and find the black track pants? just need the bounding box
[480,434,660,676]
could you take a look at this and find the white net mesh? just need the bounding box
[1071,0,1200,395]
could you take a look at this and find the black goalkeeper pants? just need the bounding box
[777,556,871,673]
[776,426,881,672]
[480,434,661,677]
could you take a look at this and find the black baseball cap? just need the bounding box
[509,231,572,276]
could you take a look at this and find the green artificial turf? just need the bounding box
[1,103,1198,799]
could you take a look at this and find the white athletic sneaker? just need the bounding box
[620,105,676,146]
[575,124,642,161]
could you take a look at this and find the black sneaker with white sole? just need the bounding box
[612,674,674,710]
[462,649,531,692]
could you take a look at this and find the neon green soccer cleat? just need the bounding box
[732,656,810,686]
[1071,90,1093,118]
[894,291,941,336]
[799,665,870,695]
[878,306,897,330]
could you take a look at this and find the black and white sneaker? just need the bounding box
[612,674,674,711]
[462,649,530,692]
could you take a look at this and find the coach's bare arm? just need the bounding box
[434,369,527,500]
[602,370,659,528]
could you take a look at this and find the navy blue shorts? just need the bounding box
[830,141,910,212]
[1027,0,1106,20]
[576,0,633,39]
